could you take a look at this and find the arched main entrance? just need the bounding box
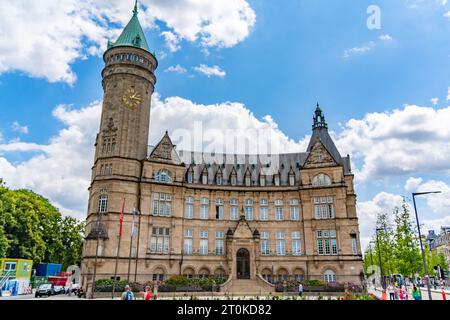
[236,248,250,279]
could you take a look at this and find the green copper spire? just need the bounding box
[107,1,150,53]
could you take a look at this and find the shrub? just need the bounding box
[165,275,189,286]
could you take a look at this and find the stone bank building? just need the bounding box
[80,3,364,294]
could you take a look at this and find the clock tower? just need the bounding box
[97,2,157,162]
[81,1,157,293]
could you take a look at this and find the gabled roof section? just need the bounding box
[304,139,339,169]
[107,1,151,53]
[149,131,181,164]
[307,104,342,165]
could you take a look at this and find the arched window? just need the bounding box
[155,170,172,183]
[312,174,332,187]
[324,269,336,283]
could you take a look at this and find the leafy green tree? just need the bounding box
[392,203,422,276]
[0,182,84,270]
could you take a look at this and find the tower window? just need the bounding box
[98,194,108,213]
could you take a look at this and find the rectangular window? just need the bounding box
[315,205,321,219]
[231,205,239,220]
[276,232,285,256]
[152,193,172,216]
[328,204,335,218]
[317,239,324,255]
[199,239,208,255]
[200,230,208,238]
[215,240,224,255]
[260,206,269,221]
[261,231,270,255]
[275,206,283,221]
[351,235,357,255]
[216,205,224,220]
[292,231,301,255]
[290,206,300,221]
[184,239,193,255]
[200,204,209,219]
[317,229,337,256]
[321,205,328,219]
[150,227,170,254]
[245,206,253,221]
[185,203,194,219]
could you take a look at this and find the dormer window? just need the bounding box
[187,173,193,184]
[245,176,251,186]
[217,175,222,185]
[274,174,280,186]
[202,167,208,185]
[231,176,237,186]
[289,175,295,186]
[260,175,266,186]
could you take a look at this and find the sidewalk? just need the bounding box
[369,286,449,300]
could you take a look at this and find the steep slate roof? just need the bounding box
[107,1,151,53]
[147,106,352,183]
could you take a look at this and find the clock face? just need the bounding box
[122,88,142,109]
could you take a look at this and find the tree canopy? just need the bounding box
[364,202,448,278]
[0,181,84,270]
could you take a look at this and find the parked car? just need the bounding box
[35,284,54,298]
[53,286,65,295]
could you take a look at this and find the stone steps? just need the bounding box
[224,278,275,294]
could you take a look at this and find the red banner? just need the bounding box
[119,199,125,237]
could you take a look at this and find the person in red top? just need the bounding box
[144,286,153,301]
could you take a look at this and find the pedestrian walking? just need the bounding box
[398,287,404,300]
[144,286,153,301]
[121,285,135,300]
[298,283,303,297]
[381,290,387,300]
[412,286,422,301]
[387,284,395,300]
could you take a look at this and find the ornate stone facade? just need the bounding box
[80,6,364,294]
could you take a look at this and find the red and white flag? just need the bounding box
[119,198,125,238]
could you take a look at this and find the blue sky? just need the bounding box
[0,0,450,249]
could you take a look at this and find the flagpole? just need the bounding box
[112,198,125,299]
[134,209,142,282]
[111,233,122,299]
[127,208,136,282]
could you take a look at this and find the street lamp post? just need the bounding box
[375,228,385,289]
[412,191,442,301]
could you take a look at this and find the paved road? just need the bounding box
[0,294,85,300]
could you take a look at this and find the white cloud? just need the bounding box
[447,87,450,100]
[343,42,375,58]
[0,102,101,218]
[0,0,256,84]
[165,64,187,74]
[343,34,394,59]
[194,64,226,78]
[378,34,393,41]
[357,192,405,251]
[11,121,29,134]
[431,98,439,105]
[444,11,450,17]
[336,104,450,180]
[404,177,423,192]
[161,31,181,52]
